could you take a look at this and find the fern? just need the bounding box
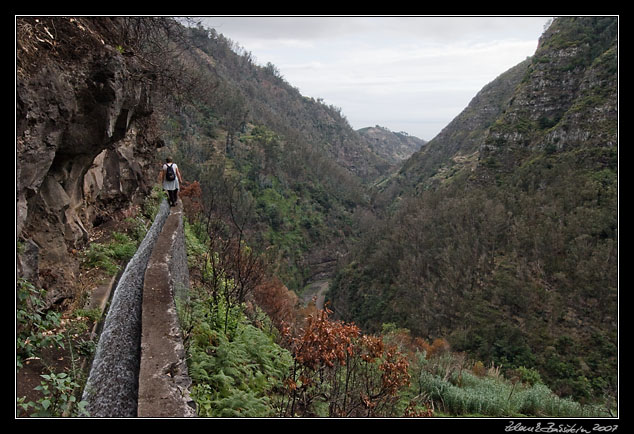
[182,284,292,417]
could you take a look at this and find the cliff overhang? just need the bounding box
[17,17,163,306]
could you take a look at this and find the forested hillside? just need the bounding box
[329,16,618,402]
[357,125,426,168]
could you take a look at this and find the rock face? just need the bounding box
[482,17,617,163]
[16,17,162,304]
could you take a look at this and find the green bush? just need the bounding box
[516,366,543,386]
[83,232,137,275]
[17,372,89,417]
[16,279,63,365]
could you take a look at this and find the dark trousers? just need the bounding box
[167,189,178,206]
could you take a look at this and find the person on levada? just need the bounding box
[159,157,184,207]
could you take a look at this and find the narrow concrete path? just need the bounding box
[137,201,195,417]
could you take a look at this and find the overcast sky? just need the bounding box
[196,16,552,140]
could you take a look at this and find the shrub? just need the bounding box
[83,232,137,274]
[17,372,89,417]
[516,366,543,386]
[16,279,63,365]
[472,361,486,377]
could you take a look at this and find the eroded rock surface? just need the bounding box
[17,17,162,306]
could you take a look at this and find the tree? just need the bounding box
[278,307,410,417]
[252,277,300,337]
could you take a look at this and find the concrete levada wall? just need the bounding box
[82,200,171,417]
[137,203,196,417]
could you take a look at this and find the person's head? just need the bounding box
[165,157,173,163]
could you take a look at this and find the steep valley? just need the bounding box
[16,16,617,417]
[329,16,617,402]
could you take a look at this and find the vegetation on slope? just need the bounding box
[329,16,617,405]
[176,187,612,417]
[156,25,375,293]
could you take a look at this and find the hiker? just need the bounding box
[159,157,184,207]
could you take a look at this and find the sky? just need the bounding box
[196,16,552,141]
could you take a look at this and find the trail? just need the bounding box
[301,279,330,310]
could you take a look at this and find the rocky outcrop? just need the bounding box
[16,17,163,305]
[482,17,618,158]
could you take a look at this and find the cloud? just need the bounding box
[198,16,551,140]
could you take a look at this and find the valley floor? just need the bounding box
[300,279,329,310]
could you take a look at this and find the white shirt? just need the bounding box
[162,163,179,190]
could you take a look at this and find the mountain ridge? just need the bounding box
[357,125,426,167]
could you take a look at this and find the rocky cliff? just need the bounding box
[481,16,617,171]
[16,17,164,306]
